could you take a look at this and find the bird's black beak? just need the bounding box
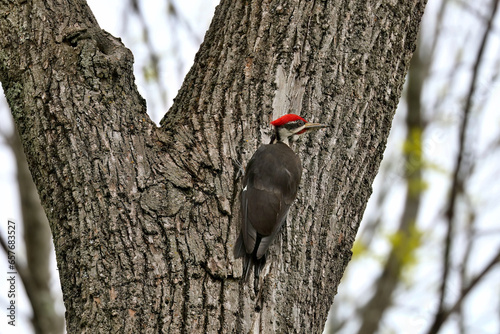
[303,122,328,131]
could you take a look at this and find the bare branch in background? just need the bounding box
[124,0,169,117]
[351,1,453,332]
[457,0,500,35]
[426,0,500,333]
[432,248,500,334]
[121,0,203,121]
[2,111,65,334]
[166,0,201,44]
[458,203,474,334]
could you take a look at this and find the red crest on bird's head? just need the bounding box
[270,114,307,127]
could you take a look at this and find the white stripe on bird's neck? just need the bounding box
[273,125,305,146]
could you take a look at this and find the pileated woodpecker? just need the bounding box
[234,114,327,283]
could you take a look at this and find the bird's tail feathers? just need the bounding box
[234,233,266,284]
[234,233,255,281]
[243,254,252,281]
[243,253,266,283]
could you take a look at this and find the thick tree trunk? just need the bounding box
[0,0,425,333]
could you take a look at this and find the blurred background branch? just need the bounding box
[428,0,499,331]
[0,108,64,334]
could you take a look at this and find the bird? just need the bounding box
[233,113,327,284]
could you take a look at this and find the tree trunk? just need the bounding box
[0,0,426,333]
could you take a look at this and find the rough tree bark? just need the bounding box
[0,0,426,333]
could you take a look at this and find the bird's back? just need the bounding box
[234,113,326,284]
[240,142,302,258]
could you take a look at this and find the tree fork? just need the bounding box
[0,0,426,333]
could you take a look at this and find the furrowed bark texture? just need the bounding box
[0,0,425,333]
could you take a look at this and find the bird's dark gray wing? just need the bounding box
[240,184,257,254]
[240,143,302,259]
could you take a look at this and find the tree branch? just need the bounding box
[430,248,500,334]
[428,1,499,333]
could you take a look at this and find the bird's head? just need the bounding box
[270,114,328,145]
